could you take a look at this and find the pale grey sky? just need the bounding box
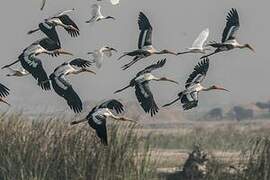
[0,0,268,113]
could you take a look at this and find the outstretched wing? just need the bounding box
[222,8,240,43]
[20,54,51,90]
[0,83,10,98]
[137,59,166,76]
[98,99,124,114]
[69,58,92,68]
[138,12,153,49]
[135,82,158,116]
[58,15,80,37]
[91,4,101,17]
[88,116,108,145]
[39,22,60,46]
[185,58,209,88]
[50,74,82,113]
[191,28,209,49]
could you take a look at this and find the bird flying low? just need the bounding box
[70,99,135,145]
[0,83,10,106]
[114,59,178,116]
[49,58,96,113]
[201,9,254,59]
[86,4,115,23]
[178,28,211,55]
[118,12,177,70]
[2,38,73,91]
[28,9,80,46]
[163,58,229,110]
[87,46,117,69]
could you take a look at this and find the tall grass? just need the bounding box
[0,113,157,180]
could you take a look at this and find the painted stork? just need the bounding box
[118,12,177,70]
[2,38,73,90]
[163,58,229,110]
[86,4,115,23]
[28,9,79,45]
[70,99,135,145]
[114,59,178,116]
[6,67,29,77]
[87,46,117,68]
[0,83,10,106]
[49,58,96,113]
[177,28,211,55]
[201,9,254,59]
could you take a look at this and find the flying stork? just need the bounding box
[49,59,96,113]
[28,9,79,45]
[86,4,115,23]
[163,58,229,110]
[70,99,135,145]
[201,9,254,59]
[0,83,10,106]
[2,38,73,90]
[6,67,29,77]
[178,28,211,55]
[114,59,178,116]
[87,46,117,68]
[118,12,177,70]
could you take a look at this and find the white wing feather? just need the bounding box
[191,28,209,49]
[91,4,102,17]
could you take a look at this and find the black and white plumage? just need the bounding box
[114,59,178,116]
[49,59,96,113]
[2,38,73,90]
[86,4,115,23]
[118,12,177,70]
[163,58,229,110]
[28,9,79,45]
[70,99,134,145]
[201,9,254,59]
[0,83,10,106]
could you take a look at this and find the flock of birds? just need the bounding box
[0,1,255,145]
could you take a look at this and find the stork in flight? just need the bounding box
[2,38,73,90]
[118,12,177,70]
[163,58,229,110]
[114,59,178,116]
[49,59,96,113]
[178,28,211,55]
[6,67,29,77]
[201,9,254,59]
[70,99,135,145]
[86,4,115,23]
[0,83,10,106]
[28,9,79,45]
[87,46,117,68]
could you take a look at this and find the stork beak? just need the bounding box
[56,49,73,56]
[0,98,10,106]
[83,68,96,74]
[216,87,230,92]
[120,117,137,123]
[161,77,179,84]
[247,45,255,53]
[110,48,118,52]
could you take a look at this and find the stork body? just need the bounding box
[201,9,254,59]
[86,4,115,23]
[118,12,177,70]
[70,99,134,145]
[178,28,210,55]
[114,59,178,116]
[163,58,229,110]
[87,46,117,68]
[28,9,79,45]
[50,59,95,113]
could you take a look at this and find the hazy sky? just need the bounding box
[0,0,269,113]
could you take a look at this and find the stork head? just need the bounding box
[158,77,179,84]
[208,85,229,92]
[160,49,177,55]
[105,16,116,20]
[243,44,255,52]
